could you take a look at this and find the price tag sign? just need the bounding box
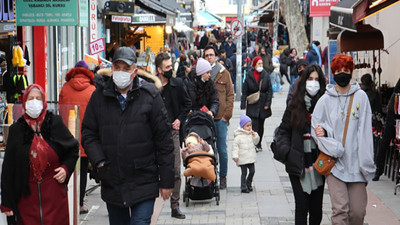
[89,38,105,55]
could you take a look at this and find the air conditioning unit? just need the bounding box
[104,0,135,15]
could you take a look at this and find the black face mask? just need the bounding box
[334,72,352,87]
[163,69,173,79]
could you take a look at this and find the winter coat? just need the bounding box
[240,68,273,119]
[213,64,235,121]
[199,35,209,49]
[311,82,375,182]
[306,48,319,65]
[279,53,290,75]
[1,112,79,223]
[361,84,382,114]
[261,53,273,74]
[232,128,259,165]
[161,77,192,124]
[59,67,96,157]
[81,76,174,207]
[185,76,219,117]
[224,42,236,58]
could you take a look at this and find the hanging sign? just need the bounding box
[309,0,338,17]
[230,19,244,38]
[89,38,105,55]
[17,0,79,26]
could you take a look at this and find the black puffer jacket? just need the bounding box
[240,68,273,119]
[82,76,174,207]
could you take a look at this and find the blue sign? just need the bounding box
[328,40,339,84]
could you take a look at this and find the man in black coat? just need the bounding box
[155,52,191,219]
[82,47,174,225]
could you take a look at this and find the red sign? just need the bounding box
[89,38,105,55]
[309,0,338,17]
[230,19,244,38]
[112,15,132,23]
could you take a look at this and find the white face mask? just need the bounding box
[256,67,263,72]
[25,99,43,119]
[113,70,133,89]
[306,80,320,97]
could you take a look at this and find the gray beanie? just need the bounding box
[196,58,211,76]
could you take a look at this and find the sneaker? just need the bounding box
[80,206,89,214]
[171,208,186,219]
[247,184,253,192]
[220,177,227,189]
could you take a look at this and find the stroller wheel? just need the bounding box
[185,195,189,207]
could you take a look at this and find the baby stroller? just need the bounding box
[181,110,220,206]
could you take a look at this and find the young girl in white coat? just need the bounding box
[232,114,260,193]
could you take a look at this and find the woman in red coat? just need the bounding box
[1,84,79,224]
[59,60,96,214]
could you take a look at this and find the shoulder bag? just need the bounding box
[247,79,263,105]
[314,93,354,176]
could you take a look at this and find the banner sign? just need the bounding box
[79,0,89,27]
[17,0,79,26]
[310,0,338,17]
[89,38,105,55]
[89,0,97,42]
[112,15,132,23]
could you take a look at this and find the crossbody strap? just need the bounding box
[342,93,354,146]
[258,79,263,91]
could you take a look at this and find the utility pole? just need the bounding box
[273,0,279,51]
[236,0,242,101]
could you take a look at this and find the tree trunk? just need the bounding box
[280,0,308,55]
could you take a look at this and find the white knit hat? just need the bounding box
[196,58,212,76]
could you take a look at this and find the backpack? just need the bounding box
[270,125,285,164]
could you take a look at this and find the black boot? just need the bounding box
[372,170,383,181]
[171,208,186,219]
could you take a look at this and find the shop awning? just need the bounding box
[337,24,384,52]
[195,11,222,26]
[330,0,358,32]
[174,22,193,32]
[135,0,177,25]
[353,0,400,22]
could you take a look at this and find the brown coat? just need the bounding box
[214,66,234,121]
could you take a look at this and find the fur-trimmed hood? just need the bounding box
[94,67,162,90]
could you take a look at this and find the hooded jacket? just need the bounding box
[311,82,375,182]
[59,67,96,157]
[213,63,235,121]
[232,128,259,165]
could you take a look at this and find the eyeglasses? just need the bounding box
[204,54,215,58]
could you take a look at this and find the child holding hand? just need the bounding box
[232,114,260,193]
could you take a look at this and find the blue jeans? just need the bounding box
[215,120,228,178]
[290,75,298,85]
[106,199,155,225]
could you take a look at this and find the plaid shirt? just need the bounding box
[115,84,134,111]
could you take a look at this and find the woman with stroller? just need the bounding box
[232,114,260,193]
[185,58,219,118]
[275,65,326,225]
[240,56,273,151]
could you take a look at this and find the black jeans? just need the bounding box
[289,174,325,225]
[240,163,255,190]
[80,157,89,206]
[251,117,265,148]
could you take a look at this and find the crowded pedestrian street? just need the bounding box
[78,83,400,225]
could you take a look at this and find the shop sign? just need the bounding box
[0,23,15,33]
[309,0,338,17]
[133,14,156,23]
[89,38,105,55]
[112,15,132,23]
[90,0,97,42]
[79,0,89,27]
[17,0,79,26]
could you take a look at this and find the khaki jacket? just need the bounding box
[214,65,234,121]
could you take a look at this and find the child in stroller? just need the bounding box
[182,132,216,181]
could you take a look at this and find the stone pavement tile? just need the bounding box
[258,196,292,218]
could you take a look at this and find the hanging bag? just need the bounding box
[247,79,263,104]
[314,94,354,176]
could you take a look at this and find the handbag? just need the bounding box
[314,93,354,176]
[246,79,263,104]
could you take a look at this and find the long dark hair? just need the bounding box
[288,64,326,130]
[194,76,216,107]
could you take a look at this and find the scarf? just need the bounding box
[253,69,261,82]
[210,62,221,81]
